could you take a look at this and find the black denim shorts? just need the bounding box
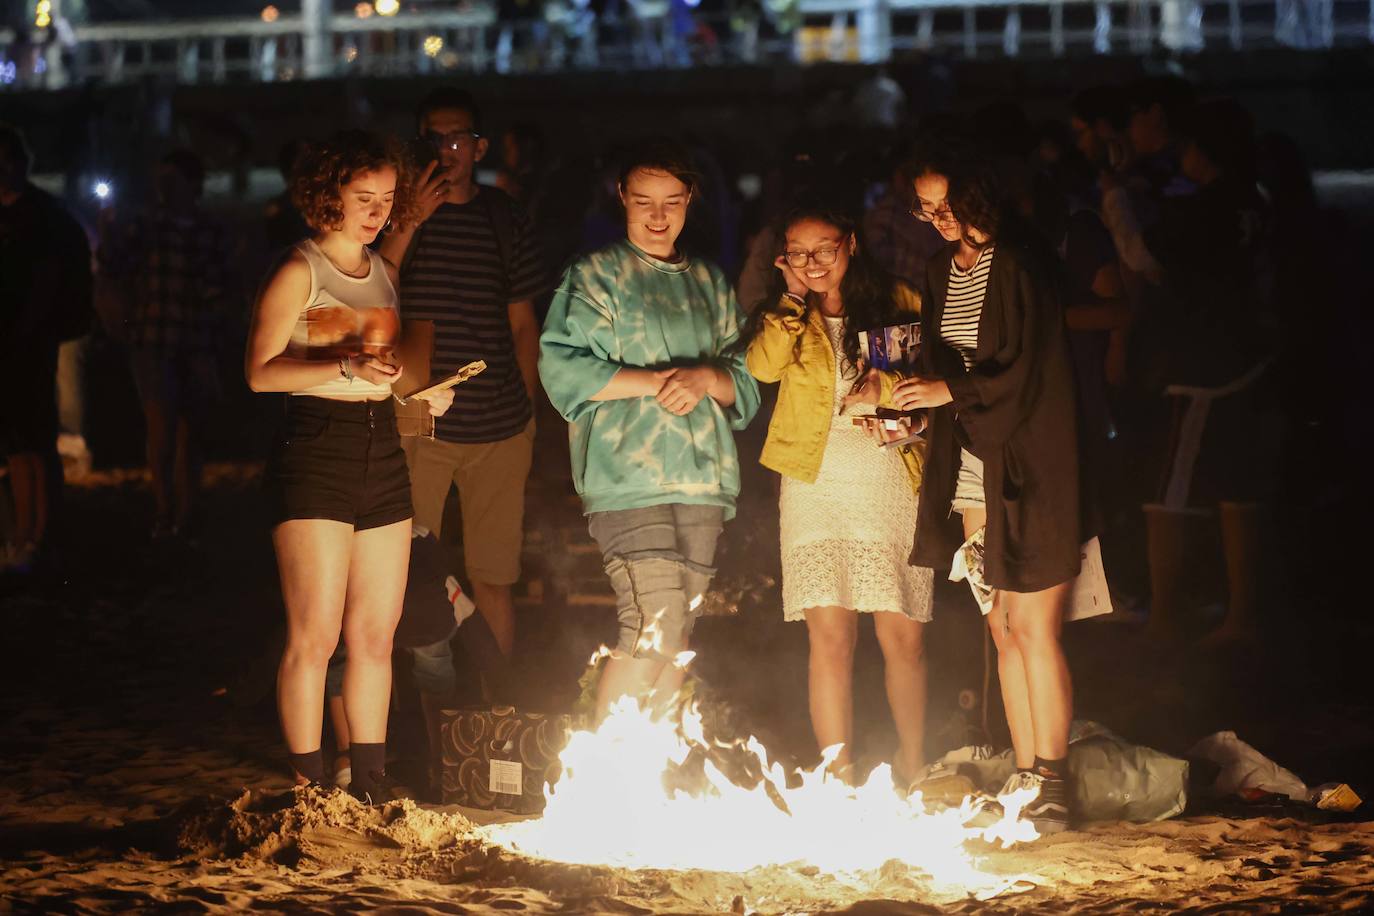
[263,396,413,531]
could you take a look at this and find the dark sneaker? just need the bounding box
[1023,769,1071,835]
[349,770,411,805]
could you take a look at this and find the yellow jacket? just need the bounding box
[746,284,926,488]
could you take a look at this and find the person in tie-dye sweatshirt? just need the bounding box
[539,139,760,723]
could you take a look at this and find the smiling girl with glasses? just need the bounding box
[741,203,934,789]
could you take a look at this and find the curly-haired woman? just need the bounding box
[895,138,1086,834]
[245,130,454,801]
[743,203,934,788]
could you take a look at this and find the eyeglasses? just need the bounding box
[423,129,481,152]
[783,245,844,269]
[910,202,958,224]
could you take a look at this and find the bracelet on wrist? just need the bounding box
[781,291,806,308]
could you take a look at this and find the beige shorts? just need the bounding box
[951,447,986,513]
[402,420,535,586]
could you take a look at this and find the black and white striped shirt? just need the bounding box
[940,245,995,370]
[399,192,545,444]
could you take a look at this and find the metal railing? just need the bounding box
[1,0,1369,90]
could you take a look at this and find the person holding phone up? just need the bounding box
[379,88,546,676]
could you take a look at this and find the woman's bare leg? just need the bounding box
[340,518,410,745]
[873,612,927,782]
[1003,583,1073,761]
[962,507,1034,768]
[274,519,352,756]
[806,605,859,778]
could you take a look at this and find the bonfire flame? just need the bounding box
[485,635,1041,895]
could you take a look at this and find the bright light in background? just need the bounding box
[423,34,444,57]
[354,1,374,17]
[260,5,280,23]
[374,0,400,15]
[35,1,52,29]
[93,180,112,201]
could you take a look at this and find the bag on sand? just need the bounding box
[438,706,571,814]
[948,721,1189,823]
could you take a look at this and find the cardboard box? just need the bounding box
[439,705,571,813]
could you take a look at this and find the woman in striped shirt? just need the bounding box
[893,140,1086,836]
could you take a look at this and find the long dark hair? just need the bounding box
[737,204,902,372]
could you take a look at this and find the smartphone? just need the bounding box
[853,413,927,448]
[407,134,438,171]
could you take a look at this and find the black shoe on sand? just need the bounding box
[1023,769,1071,835]
[350,770,410,805]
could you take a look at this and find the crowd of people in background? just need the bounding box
[1,69,1307,832]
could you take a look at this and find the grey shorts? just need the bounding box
[587,503,724,659]
[950,448,986,513]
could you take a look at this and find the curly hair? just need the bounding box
[291,130,416,233]
[906,132,1005,248]
[735,203,902,372]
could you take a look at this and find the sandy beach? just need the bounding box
[3,451,1372,914]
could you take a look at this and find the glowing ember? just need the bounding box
[484,655,1040,895]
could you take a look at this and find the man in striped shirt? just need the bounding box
[381,89,546,672]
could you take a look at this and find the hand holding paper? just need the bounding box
[417,386,455,417]
[397,359,487,404]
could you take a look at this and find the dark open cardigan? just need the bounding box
[910,238,1088,593]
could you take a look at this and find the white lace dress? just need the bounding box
[779,316,934,622]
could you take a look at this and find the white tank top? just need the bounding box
[288,238,400,399]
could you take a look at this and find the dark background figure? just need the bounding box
[863,136,946,295]
[96,149,234,541]
[1135,99,1280,643]
[263,139,310,256]
[0,123,92,576]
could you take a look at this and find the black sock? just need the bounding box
[1034,756,1067,779]
[289,749,325,784]
[350,742,387,787]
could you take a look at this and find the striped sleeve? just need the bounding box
[507,204,547,304]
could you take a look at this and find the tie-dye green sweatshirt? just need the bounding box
[539,239,761,519]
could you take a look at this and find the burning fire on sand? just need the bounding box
[482,636,1042,899]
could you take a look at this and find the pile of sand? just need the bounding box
[175,785,480,868]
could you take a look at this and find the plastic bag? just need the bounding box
[1187,730,1310,802]
[1069,736,1188,822]
[934,721,1189,823]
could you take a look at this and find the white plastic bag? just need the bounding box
[1187,731,1309,802]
